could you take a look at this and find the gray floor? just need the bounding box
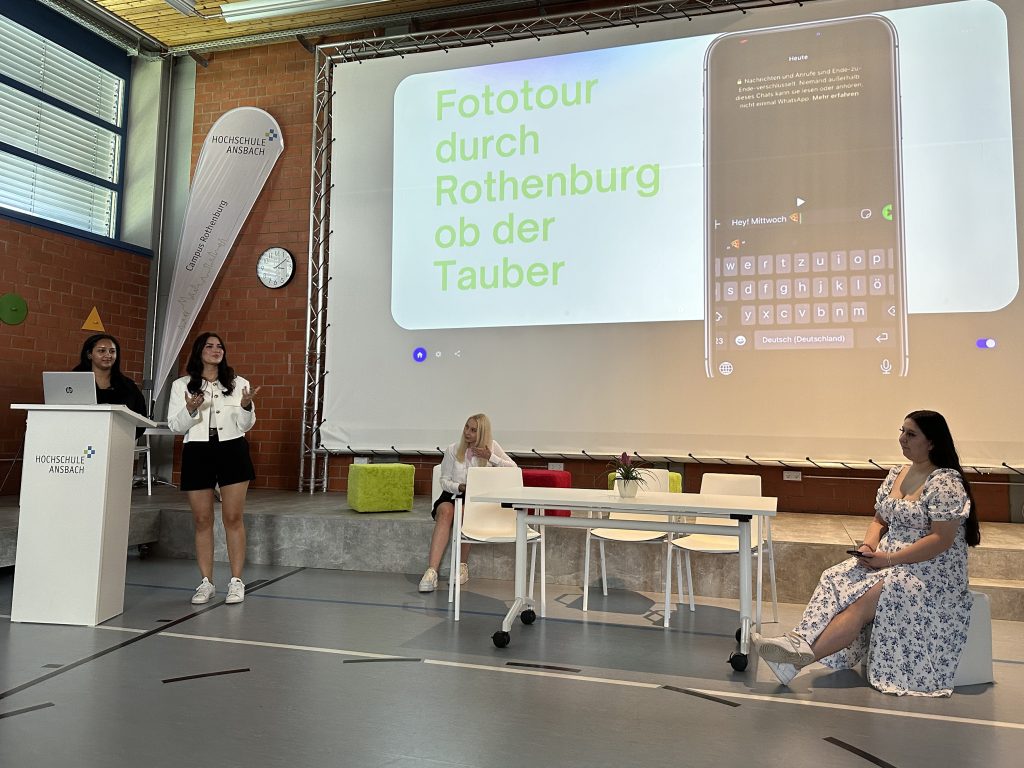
[1,558,1023,768]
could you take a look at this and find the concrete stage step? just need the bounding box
[2,488,1022,620]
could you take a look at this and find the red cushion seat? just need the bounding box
[521,468,572,517]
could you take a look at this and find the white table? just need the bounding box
[475,486,777,669]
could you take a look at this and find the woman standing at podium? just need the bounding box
[73,333,147,424]
[168,332,259,606]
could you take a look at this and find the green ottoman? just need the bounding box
[607,470,682,493]
[347,463,415,512]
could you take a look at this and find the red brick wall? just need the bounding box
[0,219,150,495]
[678,465,1007,522]
[185,42,314,490]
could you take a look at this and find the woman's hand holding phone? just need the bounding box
[848,547,887,570]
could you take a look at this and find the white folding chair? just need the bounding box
[449,466,544,621]
[583,468,681,625]
[666,472,777,627]
[431,463,443,505]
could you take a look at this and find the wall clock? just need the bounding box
[256,247,295,289]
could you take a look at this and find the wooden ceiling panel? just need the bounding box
[88,0,486,50]
[71,1,806,53]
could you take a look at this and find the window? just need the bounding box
[0,13,125,239]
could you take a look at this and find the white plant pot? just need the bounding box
[616,478,639,498]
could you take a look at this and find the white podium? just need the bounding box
[10,404,156,626]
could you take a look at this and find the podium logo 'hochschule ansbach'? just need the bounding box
[35,446,97,475]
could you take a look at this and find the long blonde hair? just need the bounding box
[456,413,493,463]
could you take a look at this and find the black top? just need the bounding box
[96,379,148,439]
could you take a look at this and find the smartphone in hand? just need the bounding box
[846,549,868,558]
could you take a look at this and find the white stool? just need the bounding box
[952,590,994,687]
[864,589,993,687]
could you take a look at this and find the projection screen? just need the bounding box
[321,0,1023,466]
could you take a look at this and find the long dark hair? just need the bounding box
[73,334,133,391]
[185,332,236,395]
[906,410,980,546]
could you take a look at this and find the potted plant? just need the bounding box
[609,452,647,498]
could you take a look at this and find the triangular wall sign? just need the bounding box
[82,307,105,332]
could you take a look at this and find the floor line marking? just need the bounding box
[423,659,660,688]
[102,626,603,670]
[115,589,736,638]
[0,702,54,720]
[162,667,251,684]
[138,628,408,659]
[689,688,1024,731]
[823,736,897,768]
[95,626,146,635]
[54,624,1024,731]
[0,568,305,701]
[1,603,225,701]
[506,662,581,673]
[662,685,740,707]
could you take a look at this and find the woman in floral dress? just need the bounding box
[754,410,981,696]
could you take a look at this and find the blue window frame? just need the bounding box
[0,3,130,241]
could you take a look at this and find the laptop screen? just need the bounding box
[42,372,98,406]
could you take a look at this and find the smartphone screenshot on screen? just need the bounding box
[704,16,907,380]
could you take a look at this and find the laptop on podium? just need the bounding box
[42,372,98,406]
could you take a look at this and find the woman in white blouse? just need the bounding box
[168,333,259,606]
[418,413,516,592]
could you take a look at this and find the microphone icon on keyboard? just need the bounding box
[880,359,893,375]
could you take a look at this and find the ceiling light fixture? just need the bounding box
[219,0,384,24]
[163,0,200,16]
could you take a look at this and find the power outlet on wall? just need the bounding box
[548,462,564,471]
[783,470,802,481]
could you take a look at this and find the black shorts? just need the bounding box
[180,434,256,491]
[431,490,464,519]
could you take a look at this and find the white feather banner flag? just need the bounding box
[153,107,284,399]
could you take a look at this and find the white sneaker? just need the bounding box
[418,568,438,593]
[226,577,245,604]
[459,562,469,585]
[191,578,215,604]
[753,631,815,666]
[762,659,800,686]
